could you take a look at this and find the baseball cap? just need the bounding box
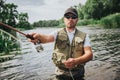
[64,7,78,17]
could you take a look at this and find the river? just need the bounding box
[0,26,120,80]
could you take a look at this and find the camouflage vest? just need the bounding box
[52,28,86,69]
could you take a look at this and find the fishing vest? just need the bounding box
[52,28,86,69]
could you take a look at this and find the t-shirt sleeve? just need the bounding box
[50,30,58,41]
[84,34,91,47]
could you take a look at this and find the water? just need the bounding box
[0,27,120,80]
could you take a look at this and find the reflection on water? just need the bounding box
[0,27,120,80]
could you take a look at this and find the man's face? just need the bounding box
[64,13,78,28]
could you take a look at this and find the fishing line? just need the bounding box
[69,69,75,80]
[68,42,75,80]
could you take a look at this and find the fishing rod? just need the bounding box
[0,22,43,52]
[0,22,34,40]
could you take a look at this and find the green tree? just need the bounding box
[0,0,32,30]
[0,0,18,35]
[101,0,120,17]
[17,13,32,29]
[77,3,84,19]
[0,0,18,26]
[0,0,6,22]
[5,3,18,26]
[78,0,120,20]
[82,0,104,19]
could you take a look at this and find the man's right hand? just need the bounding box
[27,33,40,44]
[27,32,54,43]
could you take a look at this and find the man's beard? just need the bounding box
[67,23,75,28]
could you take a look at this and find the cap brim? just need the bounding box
[64,12,77,16]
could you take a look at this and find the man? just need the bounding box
[28,7,93,80]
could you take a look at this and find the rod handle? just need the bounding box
[26,34,34,40]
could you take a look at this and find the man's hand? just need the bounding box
[63,47,93,69]
[27,33,40,44]
[27,32,54,43]
[62,58,76,69]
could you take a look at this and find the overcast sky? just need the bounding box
[6,0,87,23]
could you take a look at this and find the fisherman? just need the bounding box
[28,7,93,80]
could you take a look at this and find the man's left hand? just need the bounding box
[62,58,76,69]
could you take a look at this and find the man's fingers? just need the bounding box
[28,32,36,36]
[62,58,76,68]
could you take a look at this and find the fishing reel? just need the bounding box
[26,34,44,52]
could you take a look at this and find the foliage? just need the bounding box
[0,0,31,31]
[0,0,18,26]
[33,20,59,27]
[100,13,120,28]
[77,19,99,26]
[0,0,18,36]
[17,13,33,29]
[82,0,103,19]
[77,0,120,20]
[0,29,20,55]
[0,0,29,56]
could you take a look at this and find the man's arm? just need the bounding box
[63,46,93,68]
[75,46,93,64]
[28,33,54,43]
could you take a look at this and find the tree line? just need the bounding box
[33,20,59,27]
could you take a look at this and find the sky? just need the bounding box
[6,0,87,23]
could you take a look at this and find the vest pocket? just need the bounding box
[56,40,67,49]
[52,52,66,67]
[75,40,83,51]
[56,33,68,49]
